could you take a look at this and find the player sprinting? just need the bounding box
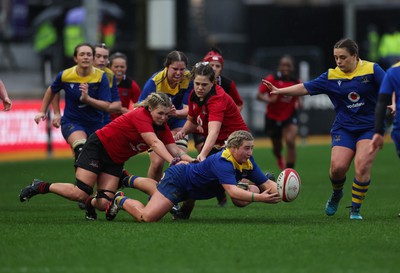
[263,38,385,220]
[257,55,301,170]
[35,43,111,164]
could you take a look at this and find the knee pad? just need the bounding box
[95,189,115,202]
[76,179,93,196]
[175,135,188,149]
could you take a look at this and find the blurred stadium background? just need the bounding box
[1,0,399,157]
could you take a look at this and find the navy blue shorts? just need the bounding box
[61,119,103,141]
[331,127,374,150]
[157,165,188,204]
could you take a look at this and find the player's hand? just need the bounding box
[196,153,207,162]
[196,125,204,134]
[369,133,384,154]
[79,83,89,103]
[387,104,396,115]
[259,188,281,204]
[168,105,177,117]
[174,131,186,141]
[2,97,12,111]
[52,113,61,128]
[262,79,279,95]
[121,107,129,114]
[34,112,46,124]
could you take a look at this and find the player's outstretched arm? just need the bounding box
[262,80,308,96]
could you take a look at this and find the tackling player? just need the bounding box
[20,93,196,220]
[173,62,249,217]
[105,130,280,222]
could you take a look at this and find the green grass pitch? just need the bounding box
[0,142,399,273]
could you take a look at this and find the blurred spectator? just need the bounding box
[366,25,380,62]
[34,21,58,86]
[63,7,86,68]
[100,15,117,50]
[378,26,400,70]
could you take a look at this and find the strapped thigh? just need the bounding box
[76,178,94,196]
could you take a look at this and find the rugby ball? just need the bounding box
[276,168,301,202]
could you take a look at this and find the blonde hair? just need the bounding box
[135,93,172,109]
[226,130,253,148]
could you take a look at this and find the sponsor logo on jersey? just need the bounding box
[337,80,342,86]
[346,91,365,109]
[348,91,360,102]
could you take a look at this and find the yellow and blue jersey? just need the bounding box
[304,60,385,131]
[379,61,400,130]
[139,68,193,109]
[164,149,267,201]
[51,66,111,124]
[139,68,193,129]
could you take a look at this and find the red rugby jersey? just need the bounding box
[111,75,141,120]
[258,73,300,121]
[97,107,174,163]
[188,85,248,146]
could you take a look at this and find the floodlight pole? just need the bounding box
[344,0,356,40]
[84,0,99,44]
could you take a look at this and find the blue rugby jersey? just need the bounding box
[103,67,120,125]
[304,60,385,131]
[171,149,267,201]
[379,61,400,130]
[51,66,111,124]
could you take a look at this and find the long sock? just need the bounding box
[351,178,370,209]
[38,182,50,194]
[126,175,139,188]
[330,176,346,194]
[85,196,95,211]
[286,162,295,168]
[117,196,128,209]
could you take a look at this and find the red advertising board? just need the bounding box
[0,99,69,153]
